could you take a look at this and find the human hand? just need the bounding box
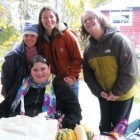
[57,114,65,129]
[63,77,76,86]
[101,91,119,101]
[20,111,25,115]
[58,121,62,129]
[101,91,109,100]
[107,91,119,101]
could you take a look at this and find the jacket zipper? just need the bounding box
[96,49,107,91]
[50,42,58,75]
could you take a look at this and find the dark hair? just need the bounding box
[80,10,112,40]
[38,6,61,39]
[28,55,50,72]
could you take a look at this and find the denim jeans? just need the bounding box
[70,80,79,97]
[125,119,140,136]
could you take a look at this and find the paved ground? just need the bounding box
[0,80,140,135]
[78,81,140,134]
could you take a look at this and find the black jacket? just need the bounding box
[1,42,42,97]
[0,77,82,129]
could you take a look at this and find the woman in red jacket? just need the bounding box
[38,6,83,97]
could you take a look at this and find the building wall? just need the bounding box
[101,9,140,47]
[120,9,140,47]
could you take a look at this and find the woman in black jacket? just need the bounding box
[1,21,42,98]
[0,55,82,129]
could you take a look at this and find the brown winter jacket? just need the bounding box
[39,24,83,80]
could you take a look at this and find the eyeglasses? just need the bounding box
[83,16,96,24]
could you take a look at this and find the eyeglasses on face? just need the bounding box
[83,15,96,24]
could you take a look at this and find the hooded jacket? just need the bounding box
[1,42,42,97]
[39,22,83,80]
[83,27,138,101]
[0,77,82,129]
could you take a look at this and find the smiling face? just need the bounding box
[82,12,102,36]
[82,11,106,40]
[41,9,58,36]
[31,62,51,84]
[23,34,38,49]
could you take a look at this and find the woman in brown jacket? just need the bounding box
[38,6,83,97]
